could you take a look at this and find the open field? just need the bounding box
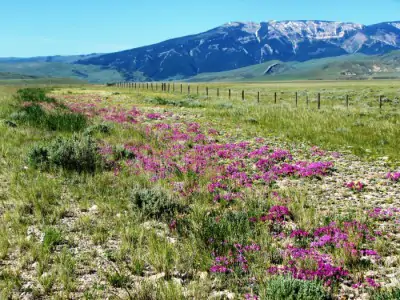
[0,81,399,299]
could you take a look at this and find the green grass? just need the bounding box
[0,82,399,299]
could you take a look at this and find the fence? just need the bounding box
[110,82,391,111]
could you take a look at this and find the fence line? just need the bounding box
[110,82,394,110]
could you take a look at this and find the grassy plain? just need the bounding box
[0,81,399,299]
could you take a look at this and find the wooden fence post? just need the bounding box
[242,90,245,101]
[180,84,183,94]
[217,88,219,97]
[379,95,383,111]
[306,94,309,108]
[188,84,190,95]
[229,89,231,100]
[317,93,321,110]
[295,92,298,107]
[274,92,277,104]
[206,87,209,99]
[257,91,260,103]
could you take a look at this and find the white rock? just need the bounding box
[89,205,98,212]
[148,272,165,282]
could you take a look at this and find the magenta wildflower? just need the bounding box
[345,181,365,192]
[365,277,380,288]
[386,172,400,182]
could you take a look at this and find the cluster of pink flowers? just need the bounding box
[266,219,381,287]
[210,243,261,274]
[271,161,334,178]
[265,206,292,223]
[146,112,163,120]
[59,96,336,199]
[368,207,400,221]
[99,118,335,197]
[312,221,375,248]
[345,181,365,192]
[248,206,292,224]
[352,277,381,289]
[290,229,310,239]
[268,246,349,284]
[386,172,400,182]
[310,146,326,157]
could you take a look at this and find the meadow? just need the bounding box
[0,81,399,299]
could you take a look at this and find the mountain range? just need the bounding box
[1,20,400,82]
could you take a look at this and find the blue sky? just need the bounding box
[1,0,400,57]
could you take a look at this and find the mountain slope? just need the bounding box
[187,51,400,82]
[77,20,400,80]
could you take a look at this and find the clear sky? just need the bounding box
[1,0,400,57]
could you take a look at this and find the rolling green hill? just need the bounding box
[0,72,40,80]
[0,72,88,85]
[0,62,124,84]
[187,51,400,82]
[0,53,101,64]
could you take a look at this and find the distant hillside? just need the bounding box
[187,51,400,82]
[0,72,39,80]
[0,53,102,64]
[0,62,124,84]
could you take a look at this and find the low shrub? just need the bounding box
[4,120,17,128]
[28,134,102,173]
[146,96,169,105]
[371,288,400,300]
[15,88,56,103]
[145,96,203,108]
[131,185,185,220]
[175,99,203,108]
[260,276,331,300]
[112,145,135,161]
[200,210,254,249]
[84,123,112,136]
[11,104,87,132]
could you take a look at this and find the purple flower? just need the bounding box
[345,181,365,192]
[365,277,380,288]
[387,172,400,182]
